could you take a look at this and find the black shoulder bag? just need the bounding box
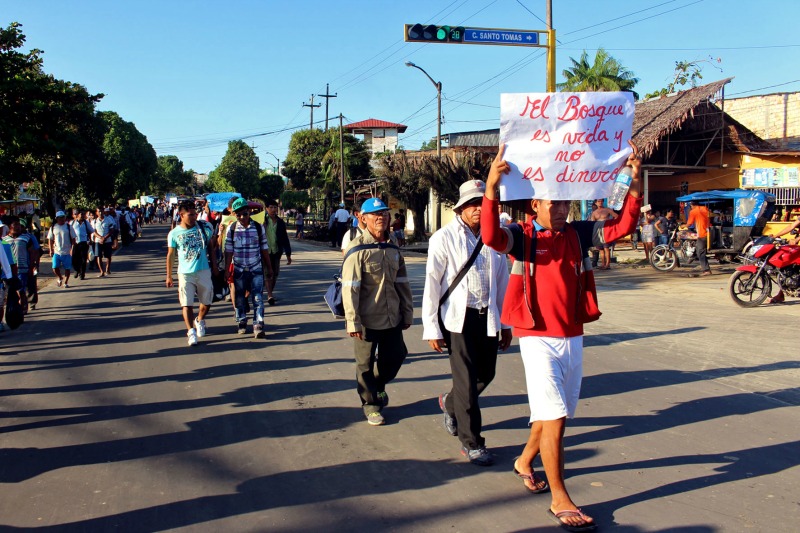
[439,238,483,307]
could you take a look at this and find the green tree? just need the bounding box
[215,140,260,198]
[0,22,108,211]
[376,151,431,242]
[98,111,157,201]
[282,129,328,190]
[204,167,235,193]
[557,48,640,99]
[280,189,311,212]
[644,57,723,99]
[420,137,438,151]
[259,171,285,203]
[320,127,372,200]
[153,155,193,196]
[426,151,493,206]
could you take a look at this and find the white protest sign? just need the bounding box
[499,92,635,201]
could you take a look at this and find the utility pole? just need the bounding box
[339,113,345,204]
[302,94,321,130]
[318,83,338,131]
[546,0,556,92]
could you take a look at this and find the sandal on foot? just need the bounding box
[546,508,596,532]
[512,457,549,494]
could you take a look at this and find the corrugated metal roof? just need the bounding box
[446,128,499,147]
[345,118,408,133]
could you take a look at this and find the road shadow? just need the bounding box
[0,458,515,532]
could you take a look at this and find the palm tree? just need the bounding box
[557,48,640,100]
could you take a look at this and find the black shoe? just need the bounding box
[377,391,389,407]
[438,393,458,436]
[461,445,494,466]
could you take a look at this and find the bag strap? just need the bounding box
[439,238,484,307]
[229,220,265,266]
[340,242,400,273]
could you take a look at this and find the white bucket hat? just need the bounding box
[454,180,487,210]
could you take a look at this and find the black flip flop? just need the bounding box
[546,509,596,532]
[512,457,549,494]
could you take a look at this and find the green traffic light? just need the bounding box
[437,25,450,41]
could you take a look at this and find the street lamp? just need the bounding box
[405,61,442,158]
[265,151,281,176]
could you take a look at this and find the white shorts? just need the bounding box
[178,270,213,307]
[519,335,584,422]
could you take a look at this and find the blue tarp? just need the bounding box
[205,192,241,213]
[676,189,775,226]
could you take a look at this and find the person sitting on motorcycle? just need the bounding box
[769,215,800,246]
[765,215,800,303]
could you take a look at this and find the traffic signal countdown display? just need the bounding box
[405,24,464,43]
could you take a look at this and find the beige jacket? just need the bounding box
[342,230,413,333]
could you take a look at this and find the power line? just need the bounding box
[726,79,800,96]
[562,0,706,44]
[514,0,548,27]
[560,44,800,52]
[562,0,687,37]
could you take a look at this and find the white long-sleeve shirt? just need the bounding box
[422,217,509,340]
[0,242,12,279]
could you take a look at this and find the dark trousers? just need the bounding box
[353,324,408,414]
[335,222,348,247]
[696,236,710,271]
[442,308,499,450]
[72,242,88,278]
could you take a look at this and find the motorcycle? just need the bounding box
[728,236,800,307]
[649,227,697,272]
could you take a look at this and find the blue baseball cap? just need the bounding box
[360,198,390,214]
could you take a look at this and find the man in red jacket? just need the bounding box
[481,142,642,531]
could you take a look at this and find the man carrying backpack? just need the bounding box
[224,197,274,338]
[166,201,219,346]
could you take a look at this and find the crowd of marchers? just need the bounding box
[5,144,649,531]
[0,204,158,333]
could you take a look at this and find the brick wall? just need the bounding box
[720,93,800,149]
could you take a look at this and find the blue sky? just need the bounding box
[3,0,799,174]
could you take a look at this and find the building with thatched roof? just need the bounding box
[439,78,800,216]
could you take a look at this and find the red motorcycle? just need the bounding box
[729,236,800,307]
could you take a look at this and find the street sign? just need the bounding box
[463,28,541,46]
[404,24,545,47]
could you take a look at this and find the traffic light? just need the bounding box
[405,24,465,43]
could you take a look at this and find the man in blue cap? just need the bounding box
[341,198,413,426]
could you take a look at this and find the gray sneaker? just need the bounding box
[237,322,247,335]
[254,323,265,339]
[461,445,494,466]
[366,412,385,426]
[439,393,458,436]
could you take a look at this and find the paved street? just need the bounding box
[1,223,798,532]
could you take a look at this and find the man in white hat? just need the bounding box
[47,210,77,288]
[422,180,512,466]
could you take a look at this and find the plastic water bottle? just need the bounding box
[607,166,633,210]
